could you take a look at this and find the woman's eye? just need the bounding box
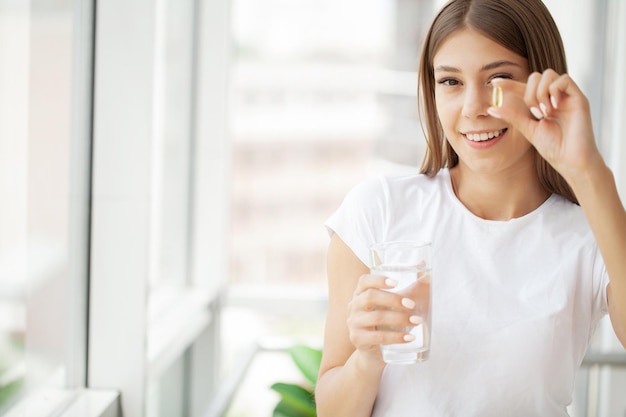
[437,78,460,86]
[489,73,513,83]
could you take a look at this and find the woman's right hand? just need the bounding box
[346,274,418,364]
[317,235,408,417]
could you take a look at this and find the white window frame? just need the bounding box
[2,0,121,414]
[88,0,231,416]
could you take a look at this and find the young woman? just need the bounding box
[315,0,626,416]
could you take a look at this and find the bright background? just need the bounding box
[0,0,625,416]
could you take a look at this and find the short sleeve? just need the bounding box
[325,177,388,267]
[591,246,610,323]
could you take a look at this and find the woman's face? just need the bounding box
[433,28,533,176]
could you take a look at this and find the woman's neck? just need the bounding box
[449,164,551,221]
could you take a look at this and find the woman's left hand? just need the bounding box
[487,70,603,183]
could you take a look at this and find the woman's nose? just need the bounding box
[461,85,490,119]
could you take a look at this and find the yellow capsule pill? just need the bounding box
[492,85,503,107]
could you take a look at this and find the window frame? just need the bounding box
[88,0,231,416]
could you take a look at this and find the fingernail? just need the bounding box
[487,107,502,119]
[385,278,398,287]
[539,102,549,117]
[403,334,416,342]
[402,298,416,309]
[409,315,422,324]
[550,95,558,109]
[530,106,544,120]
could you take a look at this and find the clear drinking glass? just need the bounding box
[370,241,432,364]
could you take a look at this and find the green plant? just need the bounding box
[0,335,25,411]
[270,345,322,417]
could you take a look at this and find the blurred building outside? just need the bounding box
[223,0,428,415]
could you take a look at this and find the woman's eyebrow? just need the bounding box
[480,60,522,71]
[434,65,459,73]
[434,60,522,73]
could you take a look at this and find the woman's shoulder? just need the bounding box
[348,169,449,200]
[543,193,594,235]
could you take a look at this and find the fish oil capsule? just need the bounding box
[492,85,503,107]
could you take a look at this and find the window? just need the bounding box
[3,0,231,415]
[88,0,231,416]
[224,0,423,414]
[0,3,29,410]
[0,0,92,413]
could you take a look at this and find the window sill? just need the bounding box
[57,390,119,417]
[4,389,119,417]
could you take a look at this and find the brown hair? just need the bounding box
[417,0,577,204]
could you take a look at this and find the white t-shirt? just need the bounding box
[326,169,609,417]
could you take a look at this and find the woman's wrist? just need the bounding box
[352,348,387,376]
[564,155,613,202]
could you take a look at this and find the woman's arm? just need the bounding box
[566,160,626,345]
[315,234,414,416]
[315,234,384,417]
[489,72,626,347]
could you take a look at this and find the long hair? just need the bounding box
[417,0,577,204]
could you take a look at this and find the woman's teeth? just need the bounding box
[465,129,506,142]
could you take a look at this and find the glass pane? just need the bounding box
[229,0,397,289]
[148,0,196,290]
[146,0,196,414]
[0,0,88,411]
[0,4,29,410]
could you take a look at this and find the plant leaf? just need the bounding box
[287,345,322,386]
[273,399,311,417]
[270,382,316,417]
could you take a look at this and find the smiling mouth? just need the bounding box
[464,128,507,142]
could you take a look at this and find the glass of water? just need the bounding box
[370,241,432,364]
